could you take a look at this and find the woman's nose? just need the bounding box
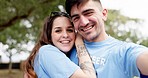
[62,31,69,38]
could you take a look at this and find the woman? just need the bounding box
[24,12,96,78]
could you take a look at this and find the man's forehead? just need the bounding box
[70,4,79,16]
[70,1,89,14]
[70,0,96,15]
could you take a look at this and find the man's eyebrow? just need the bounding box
[82,9,94,14]
[71,14,79,19]
[71,9,94,18]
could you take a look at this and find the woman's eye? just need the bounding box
[67,29,74,33]
[55,30,61,33]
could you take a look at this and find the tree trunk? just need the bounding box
[8,54,12,73]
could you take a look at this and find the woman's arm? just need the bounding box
[70,33,96,78]
[137,51,148,75]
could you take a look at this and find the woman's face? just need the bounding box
[51,16,75,53]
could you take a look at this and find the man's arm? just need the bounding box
[137,51,148,75]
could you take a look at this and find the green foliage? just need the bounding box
[105,10,148,47]
[0,0,65,43]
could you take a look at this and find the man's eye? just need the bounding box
[84,12,93,16]
[72,17,79,22]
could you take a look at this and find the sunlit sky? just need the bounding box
[102,0,148,37]
[0,0,148,63]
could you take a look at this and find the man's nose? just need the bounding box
[79,16,89,26]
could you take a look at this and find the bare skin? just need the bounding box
[70,33,96,78]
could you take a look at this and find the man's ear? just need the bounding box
[102,9,108,21]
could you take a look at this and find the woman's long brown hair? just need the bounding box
[24,12,72,78]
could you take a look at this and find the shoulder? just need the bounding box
[38,44,63,56]
[113,39,148,59]
[39,44,57,50]
[36,44,67,62]
[39,44,59,52]
[111,36,147,50]
[108,37,147,56]
[121,41,147,51]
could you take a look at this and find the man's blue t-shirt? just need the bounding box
[34,45,80,78]
[70,36,148,78]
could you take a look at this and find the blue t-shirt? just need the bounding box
[70,36,148,78]
[34,45,80,78]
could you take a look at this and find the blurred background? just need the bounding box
[0,0,147,78]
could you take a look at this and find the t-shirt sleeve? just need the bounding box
[34,45,80,78]
[120,43,148,77]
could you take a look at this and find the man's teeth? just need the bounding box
[82,26,93,31]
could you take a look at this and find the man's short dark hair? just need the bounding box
[65,0,101,16]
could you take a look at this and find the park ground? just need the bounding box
[0,69,23,78]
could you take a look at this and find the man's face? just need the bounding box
[70,0,107,42]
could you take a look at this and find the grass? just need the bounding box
[0,69,24,78]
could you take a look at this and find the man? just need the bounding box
[65,0,148,78]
